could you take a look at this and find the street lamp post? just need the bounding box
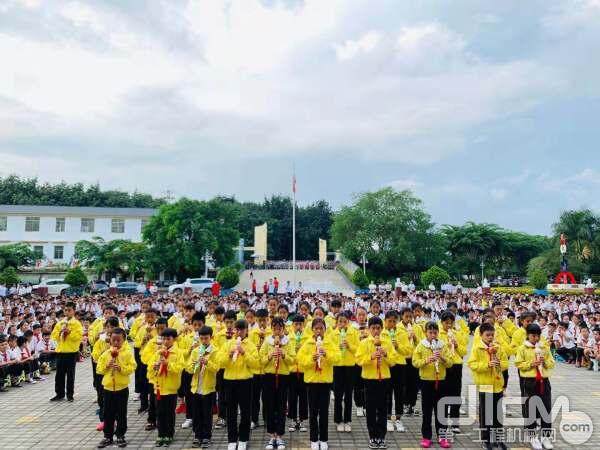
[361,253,368,275]
[480,260,485,282]
[202,250,213,278]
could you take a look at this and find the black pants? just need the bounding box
[307,383,331,443]
[192,392,215,441]
[133,347,142,394]
[333,366,354,424]
[502,370,509,390]
[556,346,576,362]
[263,374,288,436]
[148,384,157,424]
[92,360,97,389]
[478,391,503,444]
[156,394,177,438]
[55,352,77,398]
[365,379,389,440]
[104,388,129,439]
[225,379,252,443]
[403,361,419,408]
[445,364,462,420]
[216,369,226,420]
[94,372,105,421]
[138,362,149,411]
[522,378,552,431]
[180,371,193,420]
[353,365,365,408]
[387,364,404,417]
[288,372,308,421]
[420,380,445,440]
[251,374,265,424]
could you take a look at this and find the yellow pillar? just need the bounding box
[319,238,327,265]
[254,223,268,265]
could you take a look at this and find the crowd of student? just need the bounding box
[0,288,599,450]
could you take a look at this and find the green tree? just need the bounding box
[64,266,88,287]
[351,268,369,289]
[143,198,240,279]
[0,243,36,270]
[331,188,443,279]
[75,238,149,279]
[527,267,548,290]
[0,266,20,286]
[420,265,450,289]
[216,266,240,289]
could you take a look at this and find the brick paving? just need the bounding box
[1,357,599,449]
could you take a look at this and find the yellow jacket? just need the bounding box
[412,339,453,381]
[510,327,548,356]
[186,344,220,395]
[499,318,517,338]
[472,324,510,356]
[96,345,137,392]
[51,318,83,353]
[129,314,145,343]
[176,328,196,358]
[297,335,341,383]
[259,335,296,375]
[324,315,336,330]
[249,327,272,375]
[168,313,185,330]
[147,345,185,395]
[438,327,468,365]
[514,341,555,378]
[330,327,359,366]
[398,321,424,357]
[91,336,110,363]
[88,318,104,346]
[289,329,311,374]
[134,323,157,351]
[142,340,180,386]
[217,337,260,380]
[355,335,397,380]
[382,327,412,365]
[467,340,509,393]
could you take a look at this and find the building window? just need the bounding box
[55,217,66,232]
[111,218,125,233]
[25,216,40,232]
[141,218,149,232]
[0,216,6,231]
[54,245,64,260]
[81,218,95,232]
[33,245,44,259]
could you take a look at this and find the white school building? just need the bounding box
[0,205,156,265]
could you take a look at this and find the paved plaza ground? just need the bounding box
[1,357,599,450]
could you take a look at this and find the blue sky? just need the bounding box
[1,0,599,236]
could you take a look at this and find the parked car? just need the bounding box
[168,278,214,295]
[88,280,109,294]
[116,281,142,295]
[156,280,177,289]
[33,278,70,296]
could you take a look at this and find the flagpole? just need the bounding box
[292,167,296,289]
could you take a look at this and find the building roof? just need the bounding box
[0,204,156,217]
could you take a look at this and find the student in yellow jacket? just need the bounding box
[174,307,200,427]
[288,313,310,432]
[492,301,517,338]
[147,328,184,446]
[217,319,260,450]
[381,310,412,433]
[50,301,83,402]
[398,306,423,416]
[438,310,468,434]
[134,309,158,415]
[514,324,555,450]
[91,316,120,431]
[356,316,398,449]
[412,321,453,449]
[186,325,220,448]
[96,327,136,449]
[474,312,511,393]
[259,317,296,450]
[467,322,509,450]
[248,308,272,429]
[89,304,119,347]
[213,309,237,429]
[140,317,169,431]
[297,318,341,450]
[330,311,359,432]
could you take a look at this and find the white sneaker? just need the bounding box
[181,418,193,428]
[541,437,554,450]
[310,442,319,450]
[299,421,307,432]
[276,438,286,449]
[336,423,344,432]
[265,439,275,450]
[530,436,543,450]
[395,419,405,432]
[133,393,140,401]
[344,423,352,432]
[386,420,394,432]
[238,442,247,450]
[321,442,328,450]
[356,406,364,417]
[227,444,237,450]
[251,422,257,430]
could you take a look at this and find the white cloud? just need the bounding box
[490,188,507,200]
[333,31,381,61]
[386,178,423,191]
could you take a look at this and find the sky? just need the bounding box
[1,0,600,236]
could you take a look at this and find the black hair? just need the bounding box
[271,317,285,329]
[330,299,342,308]
[368,316,383,327]
[311,318,326,329]
[256,309,269,318]
[215,306,225,315]
[105,317,120,328]
[192,311,206,323]
[156,317,168,325]
[111,327,126,337]
[161,328,178,338]
[234,319,248,330]
[198,326,213,336]
[17,335,27,347]
[224,310,237,321]
[65,301,76,309]
[184,303,196,311]
[425,321,439,331]
[440,311,455,322]
[479,323,495,334]
[291,314,305,323]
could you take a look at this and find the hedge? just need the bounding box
[491,286,600,295]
